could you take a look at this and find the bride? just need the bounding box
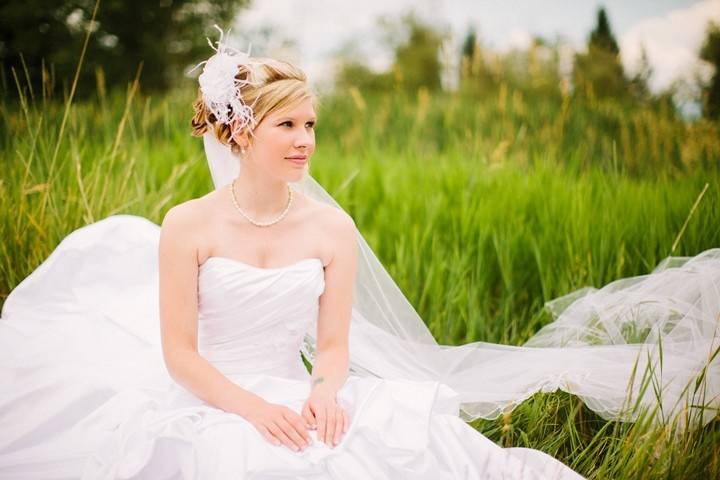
[1,29,718,479]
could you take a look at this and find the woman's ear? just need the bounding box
[230,119,251,150]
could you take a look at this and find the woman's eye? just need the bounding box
[280,121,315,128]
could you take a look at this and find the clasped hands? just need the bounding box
[244,384,349,452]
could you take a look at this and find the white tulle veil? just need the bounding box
[196,27,719,432]
[203,132,720,433]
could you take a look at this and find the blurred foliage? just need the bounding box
[335,13,445,94]
[0,0,247,99]
[389,12,445,92]
[459,35,566,101]
[334,62,394,95]
[572,7,631,101]
[700,20,720,120]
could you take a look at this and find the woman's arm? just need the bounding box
[302,208,358,445]
[159,203,312,452]
[158,204,264,417]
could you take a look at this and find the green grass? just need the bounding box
[1,75,719,478]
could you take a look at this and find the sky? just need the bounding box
[230,0,720,94]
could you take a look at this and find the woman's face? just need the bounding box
[239,97,316,183]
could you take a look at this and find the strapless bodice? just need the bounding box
[197,256,325,379]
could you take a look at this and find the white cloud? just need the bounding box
[620,0,720,92]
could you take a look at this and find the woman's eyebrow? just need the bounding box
[277,116,317,122]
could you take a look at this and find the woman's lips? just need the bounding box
[286,156,308,166]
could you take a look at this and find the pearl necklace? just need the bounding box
[230,178,293,227]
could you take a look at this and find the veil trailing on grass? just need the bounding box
[204,132,720,432]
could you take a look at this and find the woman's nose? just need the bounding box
[295,130,314,148]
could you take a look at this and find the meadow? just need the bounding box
[1,70,719,478]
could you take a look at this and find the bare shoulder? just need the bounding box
[300,195,357,269]
[302,194,356,234]
[161,197,207,233]
[159,196,214,264]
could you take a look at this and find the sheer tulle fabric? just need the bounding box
[341,250,720,428]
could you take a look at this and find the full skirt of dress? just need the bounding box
[0,214,585,479]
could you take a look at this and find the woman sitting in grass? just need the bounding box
[1,28,718,480]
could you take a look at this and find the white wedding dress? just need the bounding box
[0,214,585,479]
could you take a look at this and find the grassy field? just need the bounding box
[1,75,719,478]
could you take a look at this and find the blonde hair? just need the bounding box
[191,57,316,153]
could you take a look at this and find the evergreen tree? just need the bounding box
[459,27,476,83]
[572,6,627,99]
[589,8,619,55]
[461,27,477,64]
[699,21,720,120]
[457,26,498,95]
[629,44,653,102]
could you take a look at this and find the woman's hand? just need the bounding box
[242,397,312,452]
[301,384,349,447]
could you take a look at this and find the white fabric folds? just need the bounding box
[0,215,584,479]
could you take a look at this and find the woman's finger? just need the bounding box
[343,409,349,433]
[277,416,306,451]
[257,424,281,447]
[283,409,311,445]
[301,403,316,429]
[268,421,297,452]
[316,406,327,445]
[292,417,312,445]
[333,408,344,445]
[325,406,336,446]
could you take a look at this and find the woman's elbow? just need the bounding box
[162,343,197,380]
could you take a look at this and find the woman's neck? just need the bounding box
[231,164,290,219]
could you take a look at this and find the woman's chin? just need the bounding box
[287,167,308,183]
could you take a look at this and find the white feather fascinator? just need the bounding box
[189,25,263,138]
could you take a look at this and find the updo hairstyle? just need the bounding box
[191,57,315,154]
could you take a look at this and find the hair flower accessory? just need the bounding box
[189,25,262,137]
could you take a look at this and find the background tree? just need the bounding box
[332,39,393,93]
[0,0,248,99]
[589,8,619,54]
[387,12,445,93]
[334,12,444,95]
[459,26,478,82]
[699,20,720,120]
[572,6,628,99]
[458,26,499,96]
[628,44,652,102]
